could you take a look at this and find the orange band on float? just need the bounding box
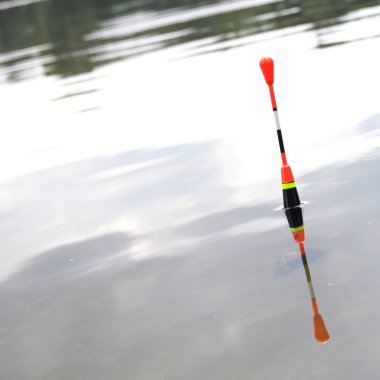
[311,298,319,315]
[269,85,277,109]
[292,229,305,243]
[281,165,294,183]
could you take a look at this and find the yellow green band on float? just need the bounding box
[282,182,297,190]
[290,225,304,233]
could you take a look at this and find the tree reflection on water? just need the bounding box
[0,0,379,81]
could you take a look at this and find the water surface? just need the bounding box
[1,0,380,378]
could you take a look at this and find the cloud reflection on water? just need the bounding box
[1,133,380,377]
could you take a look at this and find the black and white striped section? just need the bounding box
[273,108,285,154]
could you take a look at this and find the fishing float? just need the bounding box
[259,57,330,343]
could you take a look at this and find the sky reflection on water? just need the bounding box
[2,141,380,378]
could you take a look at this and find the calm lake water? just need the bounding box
[1,0,380,379]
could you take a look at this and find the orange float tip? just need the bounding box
[292,229,305,243]
[313,314,330,343]
[259,57,274,86]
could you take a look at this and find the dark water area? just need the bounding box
[1,0,380,81]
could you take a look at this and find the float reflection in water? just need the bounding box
[260,57,330,343]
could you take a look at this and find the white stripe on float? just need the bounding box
[273,110,281,130]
